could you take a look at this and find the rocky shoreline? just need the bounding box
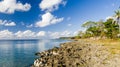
[32,40,120,67]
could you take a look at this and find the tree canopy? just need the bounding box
[78,8,120,39]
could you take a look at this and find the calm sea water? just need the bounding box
[0,39,69,67]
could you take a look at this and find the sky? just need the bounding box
[0,0,120,39]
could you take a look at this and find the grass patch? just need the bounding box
[78,38,120,54]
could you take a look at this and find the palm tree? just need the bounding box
[114,7,120,33]
[97,20,105,38]
[82,21,96,28]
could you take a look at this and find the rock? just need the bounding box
[32,40,120,67]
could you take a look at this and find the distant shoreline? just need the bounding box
[0,39,39,40]
[0,38,65,41]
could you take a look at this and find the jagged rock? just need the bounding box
[32,40,120,67]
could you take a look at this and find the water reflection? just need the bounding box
[0,39,69,67]
[0,41,14,67]
[37,40,49,51]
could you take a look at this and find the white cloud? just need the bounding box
[73,31,79,36]
[39,0,66,12]
[35,12,64,27]
[4,22,16,26]
[106,16,115,20]
[0,0,31,14]
[48,30,72,39]
[15,30,35,38]
[14,30,47,39]
[14,31,23,38]
[0,20,16,26]
[26,24,33,28]
[36,31,46,37]
[61,30,71,36]
[0,30,77,39]
[37,0,66,27]
[0,20,5,25]
[48,32,60,39]
[0,30,14,38]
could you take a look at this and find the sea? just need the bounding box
[0,39,69,67]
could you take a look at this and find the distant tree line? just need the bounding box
[77,8,120,39]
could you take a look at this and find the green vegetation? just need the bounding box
[115,8,120,32]
[77,8,120,39]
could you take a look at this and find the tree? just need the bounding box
[80,9,120,39]
[87,26,100,37]
[81,18,119,39]
[97,20,105,38]
[82,21,96,28]
[104,19,119,38]
[78,31,84,37]
[114,8,120,33]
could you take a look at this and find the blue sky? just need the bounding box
[0,0,120,39]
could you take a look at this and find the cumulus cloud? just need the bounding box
[36,0,66,27]
[4,22,16,26]
[0,0,31,14]
[0,20,5,25]
[0,30,14,38]
[0,20,16,26]
[15,30,35,38]
[0,30,47,39]
[39,0,66,12]
[48,30,72,39]
[0,30,77,39]
[26,24,33,28]
[36,31,46,37]
[106,16,115,20]
[35,12,64,27]
[48,32,59,39]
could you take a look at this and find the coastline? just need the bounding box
[32,39,120,67]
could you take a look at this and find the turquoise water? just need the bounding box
[0,39,69,67]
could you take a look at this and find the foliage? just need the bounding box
[114,8,120,33]
[104,19,119,38]
[76,8,120,39]
[79,18,119,39]
[82,21,96,28]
